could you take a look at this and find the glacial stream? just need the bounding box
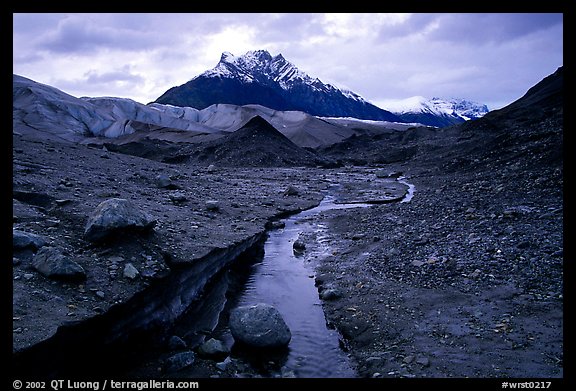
[224,195,365,378]
[186,177,416,378]
[13,176,415,378]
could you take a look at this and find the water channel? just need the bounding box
[170,177,415,377]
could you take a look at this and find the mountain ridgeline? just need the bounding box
[155,50,402,122]
[13,64,562,169]
[387,96,489,127]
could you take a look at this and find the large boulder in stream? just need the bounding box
[229,303,292,349]
[84,198,156,242]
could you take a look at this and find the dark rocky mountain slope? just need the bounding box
[155,50,402,122]
[319,66,563,172]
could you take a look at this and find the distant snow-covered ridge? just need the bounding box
[381,96,489,125]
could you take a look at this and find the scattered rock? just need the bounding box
[283,186,299,196]
[215,357,232,371]
[403,355,415,364]
[163,351,195,373]
[13,229,47,250]
[156,174,178,189]
[123,263,139,280]
[293,240,306,253]
[205,200,220,211]
[517,241,531,249]
[375,170,402,179]
[266,220,286,230]
[32,246,86,281]
[197,338,229,360]
[168,335,187,350]
[365,356,385,366]
[84,198,157,242]
[414,237,430,245]
[207,164,216,173]
[229,303,292,349]
[415,356,430,367]
[169,192,187,203]
[320,288,342,301]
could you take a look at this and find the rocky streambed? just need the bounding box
[12,130,563,379]
[12,131,408,378]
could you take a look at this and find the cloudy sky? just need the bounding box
[13,13,563,110]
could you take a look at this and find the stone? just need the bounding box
[415,356,430,367]
[215,357,232,371]
[123,263,139,279]
[375,170,402,179]
[207,164,216,173]
[197,338,229,360]
[163,351,195,373]
[320,288,341,301]
[293,240,306,252]
[168,335,187,350]
[169,192,187,203]
[229,303,292,349]
[84,198,156,242]
[13,229,47,250]
[205,200,220,211]
[517,241,531,249]
[266,221,286,230]
[32,247,86,281]
[283,186,299,196]
[156,174,177,189]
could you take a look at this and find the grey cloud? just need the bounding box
[36,14,166,54]
[378,13,563,45]
[13,53,45,64]
[428,13,563,44]
[254,13,324,43]
[13,13,65,35]
[84,68,144,85]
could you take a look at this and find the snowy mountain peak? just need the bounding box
[381,96,489,126]
[220,51,235,62]
[157,50,401,121]
[202,50,361,98]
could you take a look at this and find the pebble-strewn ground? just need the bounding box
[309,163,563,378]
[12,67,563,379]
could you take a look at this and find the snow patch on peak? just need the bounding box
[220,51,235,62]
[379,96,428,114]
